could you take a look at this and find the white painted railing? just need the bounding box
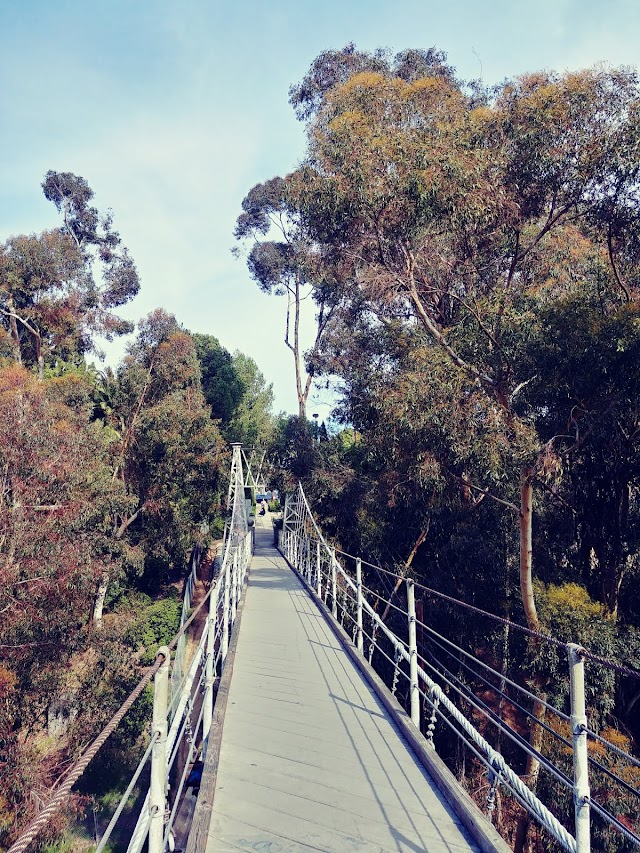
[280,482,640,853]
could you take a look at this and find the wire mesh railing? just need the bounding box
[281,481,640,853]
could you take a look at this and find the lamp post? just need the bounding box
[312,413,319,444]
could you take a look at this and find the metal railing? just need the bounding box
[123,524,252,853]
[6,444,254,853]
[281,482,640,853]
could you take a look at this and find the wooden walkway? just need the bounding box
[201,515,482,853]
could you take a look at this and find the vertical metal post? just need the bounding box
[356,558,363,654]
[149,647,170,853]
[243,531,250,584]
[231,549,238,621]
[316,540,322,598]
[407,580,420,729]
[222,554,231,664]
[202,589,217,743]
[330,546,338,618]
[306,536,311,583]
[568,643,591,853]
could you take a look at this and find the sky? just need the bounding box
[1,0,639,418]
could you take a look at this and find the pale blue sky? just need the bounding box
[1,0,638,416]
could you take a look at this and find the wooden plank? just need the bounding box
[198,516,487,853]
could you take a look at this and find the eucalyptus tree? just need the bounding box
[234,175,336,420]
[293,60,640,624]
[282,58,640,850]
[0,171,139,379]
[92,310,226,622]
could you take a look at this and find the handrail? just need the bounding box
[7,445,254,853]
[281,481,640,853]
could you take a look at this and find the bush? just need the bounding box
[268,499,281,512]
[125,596,182,664]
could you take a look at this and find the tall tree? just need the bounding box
[92,310,226,620]
[234,176,335,419]
[292,61,640,624]
[0,171,139,379]
[193,333,245,426]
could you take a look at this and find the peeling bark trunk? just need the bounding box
[92,572,109,626]
[513,469,545,853]
[519,471,539,631]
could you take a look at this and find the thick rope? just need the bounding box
[7,575,217,853]
[7,655,165,853]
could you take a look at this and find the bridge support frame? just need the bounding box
[568,643,590,853]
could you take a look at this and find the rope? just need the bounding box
[421,633,640,801]
[7,555,220,853]
[418,648,574,792]
[7,654,167,853]
[422,690,576,853]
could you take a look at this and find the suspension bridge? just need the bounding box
[7,444,640,853]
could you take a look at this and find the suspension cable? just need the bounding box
[332,544,640,680]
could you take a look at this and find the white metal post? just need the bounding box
[330,546,338,618]
[231,549,238,622]
[316,540,322,598]
[222,553,231,664]
[568,643,591,853]
[242,531,250,585]
[356,558,363,653]
[407,580,420,729]
[149,646,170,853]
[202,590,217,743]
[306,536,311,583]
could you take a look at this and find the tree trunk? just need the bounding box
[513,696,547,853]
[519,470,539,631]
[514,469,545,853]
[293,279,307,420]
[92,572,109,626]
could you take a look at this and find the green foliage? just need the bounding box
[532,582,618,723]
[193,333,244,426]
[124,594,181,663]
[226,351,274,446]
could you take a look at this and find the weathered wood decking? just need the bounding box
[196,515,483,853]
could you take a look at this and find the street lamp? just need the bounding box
[312,413,319,444]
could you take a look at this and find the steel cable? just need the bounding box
[333,541,640,681]
[421,632,640,801]
[6,528,235,853]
